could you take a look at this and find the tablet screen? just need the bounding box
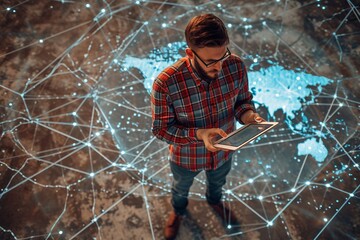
[217,123,275,147]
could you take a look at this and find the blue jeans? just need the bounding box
[170,159,232,215]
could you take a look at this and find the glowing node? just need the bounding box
[95,132,101,136]
[325,183,330,188]
[89,172,95,177]
[291,188,296,192]
[267,221,273,226]
[227,225,231,229]
[162,23,167,28]
[253,58,258,63]
[59,230,63,235]
[323,218,328,222]
[6,7,11,11]
[72,112,77,116]
[101,9,106,13]
[248,178,254,183]
[120,151,125,155]
[349,193,354,197]
[39,39,44,43]
[227,23,232,28]
[72,122,77,126]
[258,195,263,200]
[85,3,91,8]
[305,181,311,185]
[225,189,232,194]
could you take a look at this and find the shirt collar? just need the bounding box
[184,57,203,87]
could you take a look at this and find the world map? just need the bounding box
[122,41,332,164]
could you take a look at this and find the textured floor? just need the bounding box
[0,1,359,239]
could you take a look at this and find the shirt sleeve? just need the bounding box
[150,77,198,145]
[234,60,256,124]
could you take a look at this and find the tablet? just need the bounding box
[213,122,278,150]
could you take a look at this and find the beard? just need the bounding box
[193,57,219,82]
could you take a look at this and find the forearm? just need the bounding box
[152,124,198,145]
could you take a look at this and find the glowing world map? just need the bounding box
[122,41,333,163]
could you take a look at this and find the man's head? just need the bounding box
[185,14,230,81]
[185,13,229,49]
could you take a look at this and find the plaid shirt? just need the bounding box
[150,54,255,171]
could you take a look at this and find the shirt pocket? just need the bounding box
[176,107,189,122]
[175,106,205,126]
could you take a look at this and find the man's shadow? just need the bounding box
[181,199,244,240]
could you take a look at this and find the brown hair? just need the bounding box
[185,14,229,49]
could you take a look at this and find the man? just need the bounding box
[150,13,264,239]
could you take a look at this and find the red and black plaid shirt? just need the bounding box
[151,55,255,171]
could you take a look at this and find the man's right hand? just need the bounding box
[196,128,228,152]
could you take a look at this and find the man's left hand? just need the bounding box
[242,111,266,124]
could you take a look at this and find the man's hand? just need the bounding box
[196,128,227,152]
[241,110,266,124]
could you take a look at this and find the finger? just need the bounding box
[253,113,265,123]
[255,116,265,122]
[209,143,220,152]
[208,146,218,152]
[246,114,258,124]
[204,140,218,152]
[216,128,228,138]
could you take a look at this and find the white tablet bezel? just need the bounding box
[213,122,279,151]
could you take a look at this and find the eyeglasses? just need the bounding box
[191,48,231,68]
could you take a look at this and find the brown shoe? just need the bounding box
[209,202,239,227]
[164,211,182,240]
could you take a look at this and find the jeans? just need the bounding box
[170,159,232,215]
